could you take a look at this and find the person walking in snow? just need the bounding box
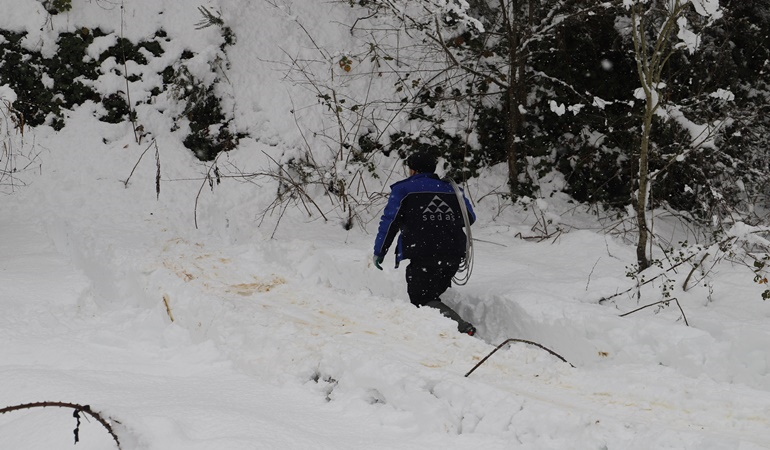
[373,151,477,336]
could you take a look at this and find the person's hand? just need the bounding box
[373,254,384,270]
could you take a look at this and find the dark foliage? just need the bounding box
[374,0,770,222]
[0,21,243,162]
[181,86,240,161]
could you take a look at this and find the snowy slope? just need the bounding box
[2,1,770,449]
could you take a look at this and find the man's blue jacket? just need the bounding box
[374,173,476,266]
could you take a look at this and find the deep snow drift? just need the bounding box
[2,1,770,449]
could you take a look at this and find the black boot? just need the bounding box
[425,301,476,336]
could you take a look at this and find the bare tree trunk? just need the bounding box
[506,72,520,196]
[503,0,526,198]
[636,111,653,270]
[630,1,685,271]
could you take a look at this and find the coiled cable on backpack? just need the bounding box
[448,178,473,285]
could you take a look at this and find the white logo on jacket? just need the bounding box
[422,195,455,222]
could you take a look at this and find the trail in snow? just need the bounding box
[11,195,770,449]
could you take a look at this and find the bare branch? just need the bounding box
[0,401,122,449]
[466,338,574,377]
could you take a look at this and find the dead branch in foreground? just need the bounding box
[619,298,690,326]
[466,338,574,377]
[0,401,121,449]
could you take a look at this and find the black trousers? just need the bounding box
[405,258,460,307]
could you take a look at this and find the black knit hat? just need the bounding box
[406,151,437,173]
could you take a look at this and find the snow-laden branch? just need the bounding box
[624,0,722,54]
[374,0,485,33]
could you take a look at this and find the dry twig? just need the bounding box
[465,338,574,377]
[162,294,174,322]
[0,401,122,449]
[619,298,690,326]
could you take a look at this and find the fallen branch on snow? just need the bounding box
[465,338,574,377]
[0,401,122,449]
[619,298,690,326]
[597,253,696,304]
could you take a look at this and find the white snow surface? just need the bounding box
[2,1,770,449]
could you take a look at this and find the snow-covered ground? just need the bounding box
[2,1,770,449]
